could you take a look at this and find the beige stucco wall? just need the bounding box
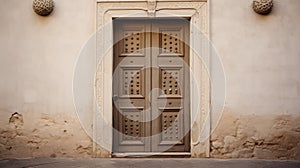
[0,0,299,159]
[210,0,300,159]
[211,0,300,116]
[0,0,95,117]
[0,0,96,157]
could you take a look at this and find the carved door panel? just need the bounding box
[113,19,190,153]
[151,19,190,152]
[113,20,152,152]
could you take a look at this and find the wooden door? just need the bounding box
[113,18,190,153]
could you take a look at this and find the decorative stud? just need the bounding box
[253,0,273,15]
[124,32,141,54]
[33,0,54,16]
[161,70,180,95]
[162,32,180,54]
[124,70,141,95]
[162,113,180,141]
[124,113,140,140]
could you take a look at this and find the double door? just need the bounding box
[113,18,190,153]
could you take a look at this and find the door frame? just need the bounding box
[95,0,210,157]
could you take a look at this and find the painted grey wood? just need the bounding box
[113,18,190,153]
[113,19,151,152]
[151,19,190,152]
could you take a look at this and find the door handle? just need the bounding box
[112,95,118,101]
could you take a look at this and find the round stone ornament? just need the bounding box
[33,0,55,16]
[253,0,273,15]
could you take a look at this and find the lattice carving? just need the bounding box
[161,70,180,95]
[124,31,141,54]
[162,112,179,141]
[123,70,141,95]
[161,31,181,54]
[123,113,141,140]
[33,0,54,16]
[253,0,273,15]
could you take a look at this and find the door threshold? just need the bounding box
[112,152,191,158]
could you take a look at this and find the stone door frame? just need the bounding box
[95,0,210,157]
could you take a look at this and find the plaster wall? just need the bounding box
[210,0,300,159]
[211,0,300,116]
[0,0,95,117]
[0,0,96,157]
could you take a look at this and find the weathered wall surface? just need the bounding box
[0,0,299,159]
[0,111,93,158]
[210,0,300,159]
[0,0,95,157]
[210,109,300,159]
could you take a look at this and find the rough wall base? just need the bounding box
[0,111,93,158]
[210,109,300,160]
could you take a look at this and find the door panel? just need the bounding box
[113,18,190,153]
[151,20,190,152]
[113,20,151,152]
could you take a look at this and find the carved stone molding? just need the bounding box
[253,0,273,15]
[147,0,157,16]
[33,0,54,16]
[96,0,210,157]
